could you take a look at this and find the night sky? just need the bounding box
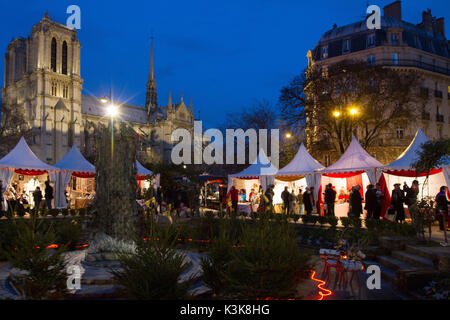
[0,0,448,129]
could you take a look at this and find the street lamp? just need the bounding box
[349,107,359,116]
[285,133,292,139]
[333,111,341,118]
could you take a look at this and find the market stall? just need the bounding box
[274,143,324,206]
[53,145,96,209]
[137,160,160,191]
[227,150,278,214]
[318,136,384,218]
[382,129,450,218]
[0,137,60,209]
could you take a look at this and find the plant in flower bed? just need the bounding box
[220,216,312,299]
[200,219,234,296]
[112,214,194,300]
[340,217,351,228]
[327,216,339,228]
[1,213,68,299]
[54,219,83,251]
[423,274,450,300]
[317,216,328,226]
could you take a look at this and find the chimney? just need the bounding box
[434,17,446,38]
[383,1,402,21]
[422,9,433,33]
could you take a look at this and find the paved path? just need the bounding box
[0,262,19,300]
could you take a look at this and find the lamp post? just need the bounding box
[101,96,119,160]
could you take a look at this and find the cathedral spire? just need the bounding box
[168,91,172,108]
[145,36,157,117]
[189,98,193,114]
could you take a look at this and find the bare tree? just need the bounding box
[279,61,425,157]
[0,102,31,157]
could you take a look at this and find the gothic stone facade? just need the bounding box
[307,1,450,165]
[1,14,194,164]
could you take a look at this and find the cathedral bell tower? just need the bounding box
[145,37,157,119]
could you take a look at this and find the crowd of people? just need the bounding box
[222,180,449,229]
[0,178,54,212]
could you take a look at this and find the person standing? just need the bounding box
[297,188,304,215]
[391,183,405,223]
[44,181,54,210]
[365,184,377,219]
[303,187,313,215]
[436,186,450,231]
[324,184,337,216]
[33,186,43,210]
[310,187,316,214]
[281,187,291,215]
[374,183,384,219]
[349,185,363,217]
[289,189,297,215]
[228,186,240,214]
[265,185,275,209]
[0,180,4,212]
[404,180,419,223]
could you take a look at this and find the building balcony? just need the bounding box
[374,59,450,76]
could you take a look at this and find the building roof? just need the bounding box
[82,95,187,124]
[313,15,450,61]
[276,143,324,177]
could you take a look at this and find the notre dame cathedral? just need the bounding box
[1,12,195,164]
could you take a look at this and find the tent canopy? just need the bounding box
[384,129,450,176]
[137,161,153,176]
[321,136,383,174]
[54,145,95,174]
[276,143,324,177]
[0,137,57,172]
[229,149,278,179]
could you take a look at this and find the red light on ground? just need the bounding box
[310,270,333,300]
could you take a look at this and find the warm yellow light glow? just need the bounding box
[285,133,292,139]
[349,108,359,116]
[100,97,109,104]
[106,104,119,118]
[333,111,341,118]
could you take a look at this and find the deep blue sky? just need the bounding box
[1,0,448,129]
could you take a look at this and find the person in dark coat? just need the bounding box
[374,183,384,219]
[391,183,405,223]
[364,184,377,219]
[435,186,450,231]
[281,187,290,215]
[303,188,313,215]
[33,187,43,210]
[349,185,363,217]
[265,185,275,208]
[324,184,337,216]
[44,181,54,210]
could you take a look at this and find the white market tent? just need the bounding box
[227,149,278,195]
[383,129,449,197]
[318,136,384,217]
[53,145,96,208]
[274,143,325,204]
[137,160,160,190]
[0,137,59,191]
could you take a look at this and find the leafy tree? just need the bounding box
[279,61,425,158]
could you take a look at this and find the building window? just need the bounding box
[367,34,375,47]
[62,41,68,75]
[51,38,57,72]
[343,39,351,53]
[396,128,404,139]
[321,66,328,78]
[367,55,376,66]
[391,34,399,46]
[392,53,399,66]
[321,46,328,59]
